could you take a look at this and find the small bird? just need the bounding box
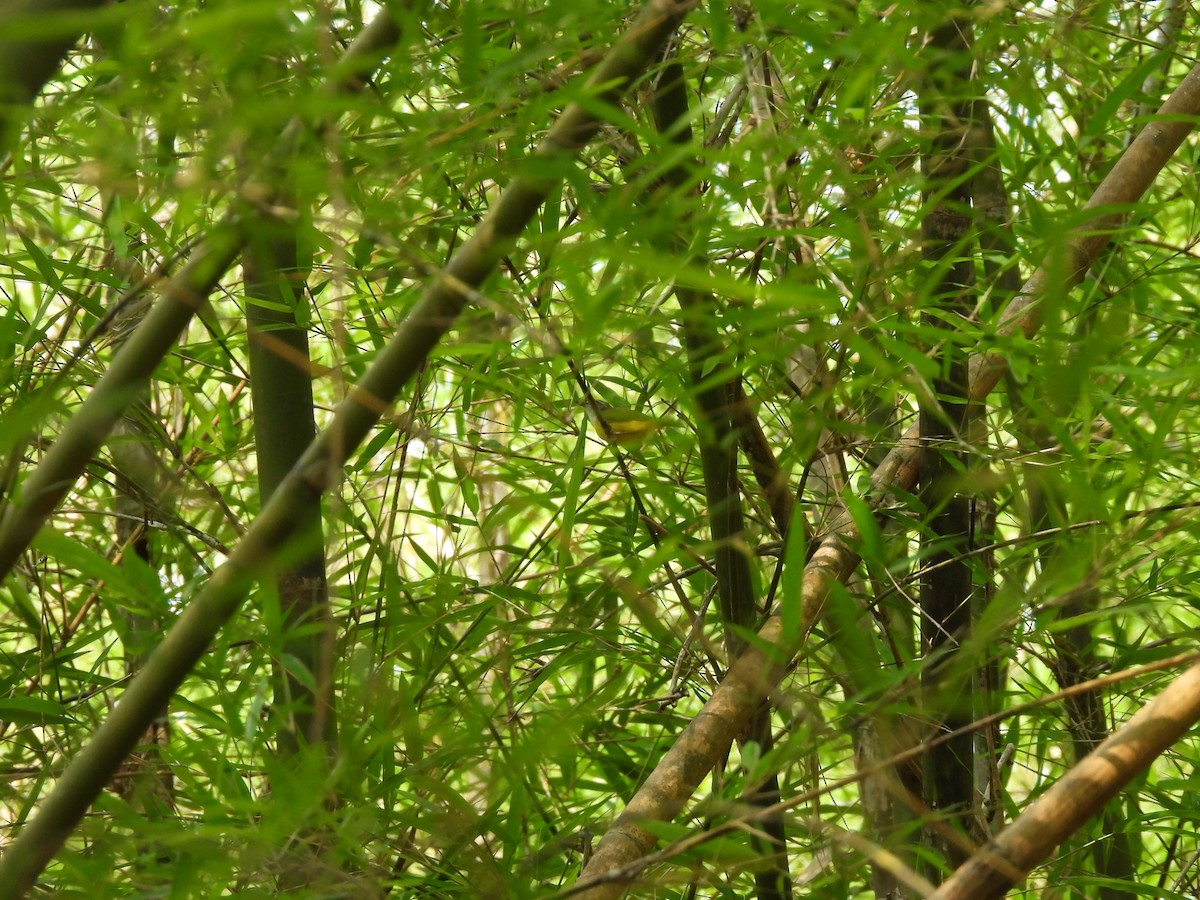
[586,401,663,448]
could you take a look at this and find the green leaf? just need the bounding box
[0,696,72,725]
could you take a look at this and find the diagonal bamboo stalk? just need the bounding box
[0,1,697,894]
[571,60,1200,900]
[0,8,410,584]
[0,231,241,574]
[930,660,1200,899]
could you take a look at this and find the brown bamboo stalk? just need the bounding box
[930,662,1200,899]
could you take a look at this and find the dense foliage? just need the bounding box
[2,1,1200,897]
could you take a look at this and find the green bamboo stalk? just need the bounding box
[0,232,241,581]
[0,1,695,893]
[243,213,336,754]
